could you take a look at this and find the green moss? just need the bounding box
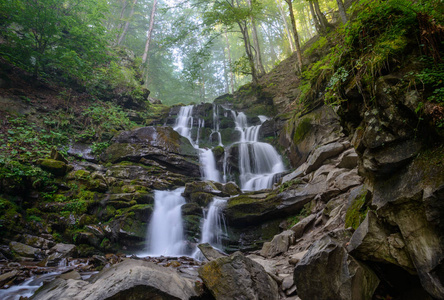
[293,117,313,145]
[345,190,369,230]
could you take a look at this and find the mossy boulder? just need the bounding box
[198,251,279,299]
[278,106,343,168]
[37,159,67,176]
[225,192,283,226]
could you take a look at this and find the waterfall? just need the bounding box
[201,197,228,248]
[231,111,286,191]
[192,197,228,260]
[145,188,186,256]
[173,105,221,182]
[173,104,285,191]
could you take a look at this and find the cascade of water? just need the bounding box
[192,197,228,260]
[173,105,221,182]
[201,197,228,247]
[213,104,223,146]
[173,105,194,143]
[231,111,286,191]
[146,188,186,256]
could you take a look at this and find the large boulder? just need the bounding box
[101,126,200,177]
[371,152,444,299]
[347,211,415,273]
[198,251,279,300]
[294,229,379,300]
[31,259,202,300]
[278,106,344,169]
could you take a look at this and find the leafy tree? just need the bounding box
[0,0,110,83]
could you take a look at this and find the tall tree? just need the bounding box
[284,0,303,71]
[312,0,329,31]
[142,0,158,71]
[276,0,296,52]
[224,28,236,93]
[246,0,266,76]
[116,0,138,46]
[336,0,348,24]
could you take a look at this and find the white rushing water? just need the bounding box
[174,105,221,182]
[231,111,286,191]
[192,197,228,260]
[145,188,186,256]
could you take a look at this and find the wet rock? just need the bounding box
[198,251,279,300]
[198,243,226,260]
[0,270,18,288]
[46,244,76,267]
[362,139,422,176]
[102,126,200,177]
[37,159,67,176]
[9,242,38,258]
[294,229,379,300]
[57,270,82,280]
[20,234,55,250]
[31,259,201,300]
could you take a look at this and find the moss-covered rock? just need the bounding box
[37,159,67,176]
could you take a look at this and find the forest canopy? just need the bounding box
[1,0,443,105]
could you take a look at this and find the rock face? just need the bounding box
[198,251,279,300]
[102,126,200,177]
[31,259,201,300]
[279,106,344,168]
[294,229,380,300]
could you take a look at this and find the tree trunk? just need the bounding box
[336,0,348,24]
[308,0,322,33]
[313,0,329,31]
[284,0,303,72]
[276,0,295,52]
[224,28,235,93]
[141,0,158,66]
[239,20,258,85]
[246,0,265,76]
[234,0,258,85]
[116,0,137,46]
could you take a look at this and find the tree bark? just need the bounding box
[284,0,303,72]
[234,0,258,85]
[116,0,137,46]
[336,0,348,24]
[276,0,295,52]
[142,0,158,66]
[246,0,265,76]
[308,0,322,33]
[313,0,329,31]
[224,28,235,93]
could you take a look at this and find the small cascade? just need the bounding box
[173,105,221,182]
[192,197,228,260]
[231,111,286,191]
[146,188,186,256]
[212,104,223,146]
[201,197,228,248]
[174,105,194,143]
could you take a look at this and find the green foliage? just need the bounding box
[0,0,110,83]
[286,203,311,227]
[0,156,54,190]
[345,191,369,230]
